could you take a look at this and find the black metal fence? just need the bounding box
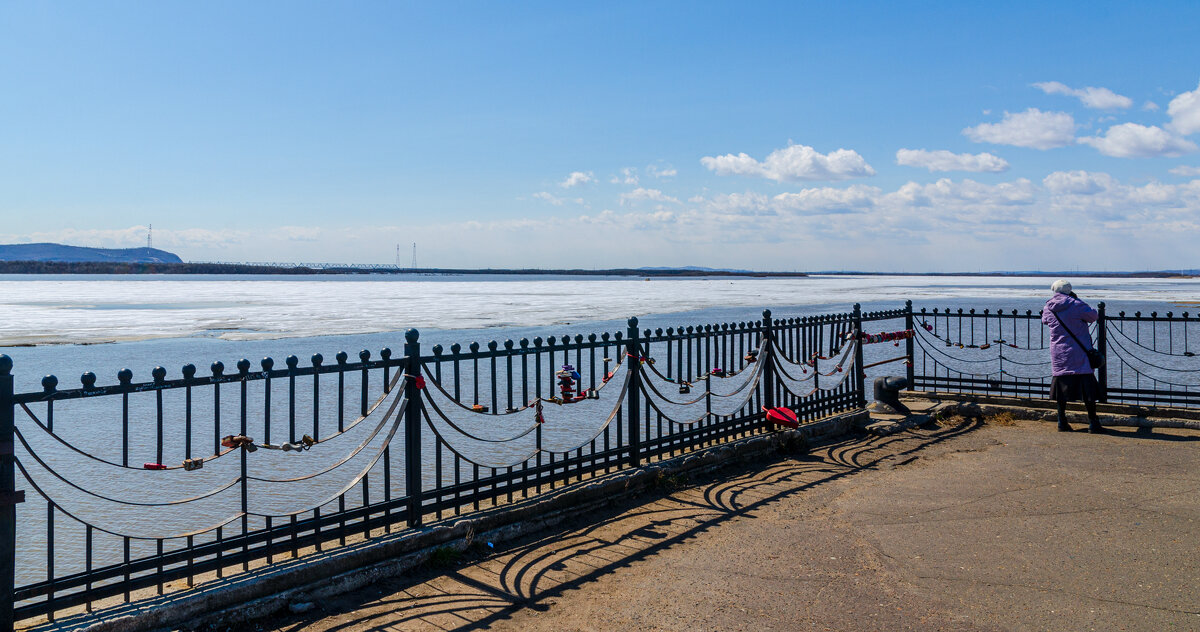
[909,303,1200,408]
[0,305,901,630]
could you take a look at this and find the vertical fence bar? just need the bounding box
[626,318,641,467]
[261,357,274,562]
[238,360,250,571]
[761,311,774,424]
[403,329,423,527]
[381,348,393,531]
[904,300,915,389]
[42,380,55,620]
[1,356,17,632]
[1097,302,1108,403]
[852,304,866,408]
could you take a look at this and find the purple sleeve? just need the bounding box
[1077,301,1099,323]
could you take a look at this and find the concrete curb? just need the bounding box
[33,410,867,632]
[905,392,1200,430]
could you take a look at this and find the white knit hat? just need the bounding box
[1050,279,1073,295]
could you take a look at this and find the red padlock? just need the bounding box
[763,406,799,429]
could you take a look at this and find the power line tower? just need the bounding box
[410,242,418,269]
[147,224,153,249]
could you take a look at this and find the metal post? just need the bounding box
[625,317,641,467]
[1,355,19,632]
[852,304,867,409]
[1096,302,1108,403]
[904,300,915,389]
[761,310,775,416]
[403,329,423,527]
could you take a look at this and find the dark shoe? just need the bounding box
[1088,424,1108,434]
[1057,421,1072,432]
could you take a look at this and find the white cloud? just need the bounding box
[1042,170,1118,195]
[646,165,677,178]
[888,178,1036,208]
[532,191,584,206]
[1041,172,1200,225]
[1169,165,1200,177]
[698,192,770,215]
[610,167,639,185]
[772,185,881,213]
[619,187,679,205]
[963,109,1076,149]
[1143,101,1160,112]
[700,143,875,182]
[559,171,594,188]
[1167,79,1200,136]
[1077,123,1198,158]
[895,149,1009,173]
[1033,81,1133,109]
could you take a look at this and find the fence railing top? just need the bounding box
[11,355,409,403]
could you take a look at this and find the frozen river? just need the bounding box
[1,272,1198,390]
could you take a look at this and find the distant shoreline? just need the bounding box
[0,261,807,277]
[0,261,1193,278]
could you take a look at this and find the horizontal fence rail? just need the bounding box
[0,305,889,630]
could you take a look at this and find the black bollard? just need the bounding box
[872,376,910,415]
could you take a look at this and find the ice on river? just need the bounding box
[3,273,1198,346]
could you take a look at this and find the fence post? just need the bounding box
[625,317,641,468]
[761,310,775,418]
[1096,302,1108,403]
[403,329,423,527]
[1,355,18,632]
[852,304,867,409]
[904,300,915,390]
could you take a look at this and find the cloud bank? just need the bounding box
[895,149,1009,172]
[701,143,875,182]
[963,109,1076,150]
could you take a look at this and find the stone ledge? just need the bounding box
[30,409,868,632]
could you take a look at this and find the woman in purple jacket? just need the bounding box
[1041,280,1105,433]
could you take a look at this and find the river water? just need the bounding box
[5,273,1199,593]
[4,273,1199,390]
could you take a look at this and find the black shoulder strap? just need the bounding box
[1051,309,1094,352]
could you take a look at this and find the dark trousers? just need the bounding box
[1050,373,1100,427]
[1057,396,1098,425]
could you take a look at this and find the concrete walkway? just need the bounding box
[233,417,1200,632]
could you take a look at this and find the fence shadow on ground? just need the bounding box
[254,418,985,632]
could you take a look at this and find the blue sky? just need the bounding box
[2,1,1200,271]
